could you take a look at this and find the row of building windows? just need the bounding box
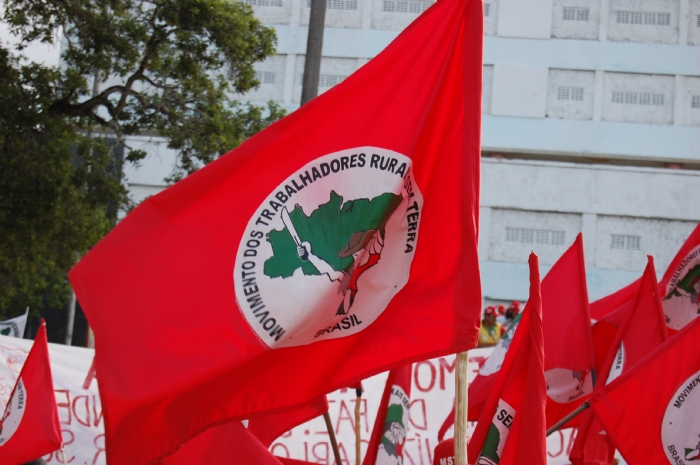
[563,7,589,22]
[382,0,431,14]
[305,0,358,9]
[616,11,671,26]
[611,91,665,106]
[692,95,700,108]
[296,73,349,87]
[558,87,584,101]
[505,228,642,251]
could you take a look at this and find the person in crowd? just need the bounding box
[505,300,521,325]
[495,304,507,325]
[478,306,503,347]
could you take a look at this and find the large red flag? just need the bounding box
[570,256,667,465]
[68,0,484,461]
[468,253,546,465]
[659,222,700,335]
[363,365,413,465]
[0,321,62,465]
[589,312,700,464]
[465,235,593,426]
[248,394,328,447]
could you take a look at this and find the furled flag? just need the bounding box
[159,421,283,465]
[0,308,28,338]
[363,364,413,465]
[0,321,62,465]
[468,253,546,465]
[569,256,667,465]
[67,0,484,461]
[658,222,700,335]
[464,235,593,426]
[588,311,700,464]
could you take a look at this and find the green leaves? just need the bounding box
[0,0,284,317]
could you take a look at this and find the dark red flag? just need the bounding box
[68,0,484,461]
[0,322,62,465]
[589,313,700,464]
[363,365,412,465]
[468,253,547,465]
[570,256,667,465]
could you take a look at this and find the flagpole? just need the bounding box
[546,401,590,436]
[355,386,363,465]
[323,411,343,465]
[454,351,469,465]
[61,446,68,465]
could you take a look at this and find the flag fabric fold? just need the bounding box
[570,256,668,465]
[588,312,700,464]
[468,253,547,465]
[0,321,62,465]
[68,0,484,461]
[363,364,413,465]
[248,394,329,447]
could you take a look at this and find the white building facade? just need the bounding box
[124,0,700,302]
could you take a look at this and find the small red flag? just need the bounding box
[465,236,593,427]
[0,321,62,465]
[362,364,413,465]
[468,253,547,465]
[160,421,283,465]
[248,395,329,447]
[588,311,700,464]
[67,0,484,461]
[570,256,667,465]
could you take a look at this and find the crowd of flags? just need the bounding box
[1,0,698,461]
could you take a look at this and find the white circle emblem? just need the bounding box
[663,245,700,331]
[662,369,700,464]
[234,147,423,348]
[0,379,26,446]
[545,368,594,404]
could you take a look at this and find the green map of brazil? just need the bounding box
[264,190,402,279]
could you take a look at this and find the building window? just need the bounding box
[616,11,670,26]
[558,87,584,101]
[306,0,358,9]
[563,7,589,21]
[243,0,283,6]
[506,228,565,246]
[300,74,348,87]
[692,95,700,109]
[383,0,431,13]
[484,2,490,16]
[611,234,641,251]
[697,14,700,27]
[254,71,276,85]
[612,91,664,106]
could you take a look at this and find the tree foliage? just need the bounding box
[0,0,285,317]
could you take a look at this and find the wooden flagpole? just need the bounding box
[61,446,69,465]
[324,411,343,465]
[454,351,469,465]
[355,386,363,465]
[546,401,590,436]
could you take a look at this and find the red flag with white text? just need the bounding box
[570,256,667,465]
[589,313,700,464]
[468,253,547,465]
[363,365,413,465]
[0,321,62,465]
[68,0,484,461]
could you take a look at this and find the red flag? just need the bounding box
[0,321,62,465]
[659,222,700,335]
[468,253,546,465]
[465,236,593,426]
[432,438,455,465]
[362,365,413,465]
[541,233,595,428]
[68,0,484,461]
[588,312,700,464]
[160,421,283,465]
[248,395,329,447]
[570,256,667,465]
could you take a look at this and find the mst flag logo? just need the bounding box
[234,147,423,348]
[0,379,25,446]
[662,369,700,464]
[376,388,410,465]
[663,245,700,331]
[477,399,516,465]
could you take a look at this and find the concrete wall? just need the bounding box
[602,72,675,124]
[546,69,596,119]
[607,0,680,44]
[551,0,601,40]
